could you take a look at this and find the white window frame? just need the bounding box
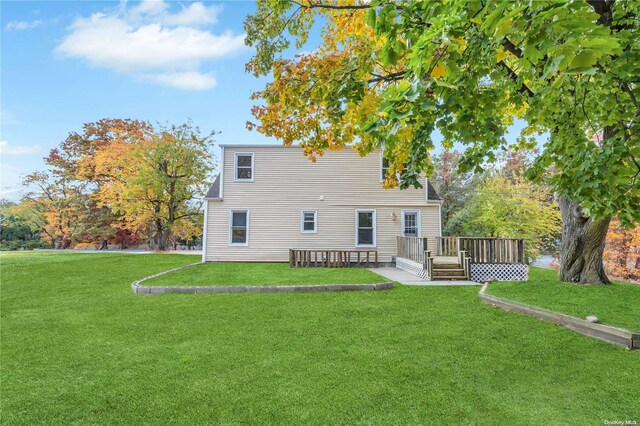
[401,209,421,238]
[380,154,390,182]
[355,209,376,247]
[234,152,254,182]
[300,210,318,234]
[228,209,249,246]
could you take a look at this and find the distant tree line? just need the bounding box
[0,119,216,251]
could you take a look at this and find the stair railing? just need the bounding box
[458,250,471,279]
[423,250,434,279]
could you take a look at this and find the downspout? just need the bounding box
[201,199,208,263]
[220,146,225,199]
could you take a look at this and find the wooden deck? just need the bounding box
[289,249,378,268]
[396,236,526,265]
[396,236,527,281]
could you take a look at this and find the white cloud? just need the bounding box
[129,0,168,17]
[5,20,43,31]
[55,1,243,91]
[143,71,217,90]
[162,3,222,27]
[57,17,244,72]
[0,141,41,156]
[128,1,221,26]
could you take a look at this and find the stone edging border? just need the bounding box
[479,282,639,350]
[131,262,394,295]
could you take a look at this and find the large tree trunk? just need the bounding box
[558,197,611,284]
[153,220,172,251]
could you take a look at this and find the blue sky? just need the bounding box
[1,0,275,201]
[1,0,534,202]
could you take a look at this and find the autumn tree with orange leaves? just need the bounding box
[93,122,216,250]
[604,219,640,282]
[24,119,216,250]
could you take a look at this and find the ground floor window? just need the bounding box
[301,210,317,233]
[229,210,249,246]
[402,210,420,237]
[355,209,376,247]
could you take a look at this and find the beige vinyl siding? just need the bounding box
[205,146,441,262]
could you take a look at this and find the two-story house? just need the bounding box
[202,145,443,264]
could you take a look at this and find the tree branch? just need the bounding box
[290,0,371,10]
[586,0,615,26]
[368,70,408,84]
[502,38,523,58]
[497,61,534,98]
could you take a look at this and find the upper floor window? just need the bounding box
[301,210,317,233]
[380,156,390,182]
[235,153,254,181]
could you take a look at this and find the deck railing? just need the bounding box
[397,236,526,265]
[396,236,429,264]
[435,236,459,256]
[289,249,378,268]
[458,237,526,264]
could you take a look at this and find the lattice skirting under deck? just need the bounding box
[395,257,430,280]
[470,263,528,282]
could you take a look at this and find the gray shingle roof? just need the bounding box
[205,175,220,199]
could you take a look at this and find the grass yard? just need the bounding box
[487,267,640,330]
[1,252,639,425]
[146,262,385,286]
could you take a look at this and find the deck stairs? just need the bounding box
[432,256,468,281]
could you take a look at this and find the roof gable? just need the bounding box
[205,174,221,199]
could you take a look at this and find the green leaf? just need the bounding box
[568,50,598,70]
[523,43,543,62]
[389,109,413,119]
[366,8,376,30]
[434,80,457,89]
[565,66,597,75]
[581,37,620,55]
[543,55,565,79]
[380,44,398,65]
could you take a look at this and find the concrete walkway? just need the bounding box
[368,267,480,286]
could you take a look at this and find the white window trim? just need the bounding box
[401,209,421,238]
[355,209,377,247]
[228,209,250,247]
[300,210,318,234]
[234,152,254,182]
[380,153,388,182]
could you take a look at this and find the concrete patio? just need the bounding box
[368,267,481,286]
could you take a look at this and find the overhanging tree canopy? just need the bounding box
[245,0,639,284]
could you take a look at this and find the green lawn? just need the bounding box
[146,262,385,286]
[1,252,639,425]
[487,267,640,330]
